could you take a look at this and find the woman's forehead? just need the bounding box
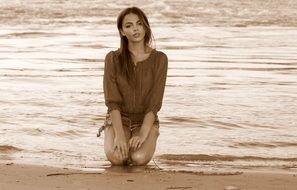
[123,13,140,23]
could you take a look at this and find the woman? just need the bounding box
[101,7,168,166]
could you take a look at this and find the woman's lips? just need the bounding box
[133,33,140,38]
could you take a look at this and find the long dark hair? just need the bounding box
[117,7,153,87]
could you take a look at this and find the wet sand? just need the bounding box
[1,163,297,190]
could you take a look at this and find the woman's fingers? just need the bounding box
[114,145,121,160]
[114,142,128,160]
[113,143,117,152]
[128,138,134,150]
[113,146,121,160]
[129,137,143,151]
[122,143,128,159]
[135,140,143,150]
[116,144,124,160]
[135,137,144,150]
[128,139,132,150]
[130,137,137,151]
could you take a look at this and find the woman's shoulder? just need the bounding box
[105,49,120,58]
[105,49,121,65]
[154,49,168,62]
[154,49,166,55]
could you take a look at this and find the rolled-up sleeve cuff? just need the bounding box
[145,105,160,117]
[107,103,121,113]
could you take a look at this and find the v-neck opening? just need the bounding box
[134,49,156,66]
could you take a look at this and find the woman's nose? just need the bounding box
[133,25,139,31]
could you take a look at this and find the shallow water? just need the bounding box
[0,0,297,174]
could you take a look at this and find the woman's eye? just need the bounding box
[137,22,142,25]
[125,25,131,28]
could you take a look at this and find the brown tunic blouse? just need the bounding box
[103,49,168,121]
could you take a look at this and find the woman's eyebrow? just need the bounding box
[125,20,141,25]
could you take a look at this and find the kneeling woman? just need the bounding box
[101,7,168,166]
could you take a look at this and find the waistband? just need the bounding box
[97,113,159,137]
[120,112,145,122]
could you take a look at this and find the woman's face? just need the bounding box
[120,13,146,44]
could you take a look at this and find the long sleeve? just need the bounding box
[145,52,168,116]
[103,51,123,113]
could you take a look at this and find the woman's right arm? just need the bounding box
[110,109,128,160]
[103,51,123,113]
[103,52,128,159]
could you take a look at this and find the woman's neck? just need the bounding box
[128,41,149,56]
[128,41,153,65]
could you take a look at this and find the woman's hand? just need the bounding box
[109,110,128,161]
[129,135,146,151]
[113,134,128,161]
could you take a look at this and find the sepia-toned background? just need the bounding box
[0,0,297,173]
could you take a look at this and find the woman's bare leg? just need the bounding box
[104,126,131,165]
[130,124,160,166]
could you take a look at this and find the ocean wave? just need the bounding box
[204,67,297,72]
[162,116,205,128]
[53,130,83,138]
[0,31,68,38]
[0,145,23,153]
[1,0,297,27]
[232,141,297,148]
[157,154,297,162]
[0,74,99,78]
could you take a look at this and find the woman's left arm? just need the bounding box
[139,111,156,140]
[144,52,168,117]
[129,52,168,150]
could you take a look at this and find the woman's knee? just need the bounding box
[105,150,126,165]
[130,151,151,166]
[110,158,126,166]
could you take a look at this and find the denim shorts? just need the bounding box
[97,113,159,137]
